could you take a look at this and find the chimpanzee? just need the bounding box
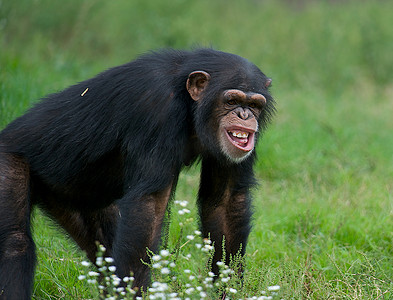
[0,48,274,299]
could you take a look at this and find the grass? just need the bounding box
[1,0,393,298]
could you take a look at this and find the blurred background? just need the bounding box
[2,0,392,94]
[1,0,392,298]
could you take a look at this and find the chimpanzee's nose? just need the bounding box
[234,107,252,120]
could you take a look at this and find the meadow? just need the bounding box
[1,0,393,298]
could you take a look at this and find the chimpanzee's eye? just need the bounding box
[227,100,236,106]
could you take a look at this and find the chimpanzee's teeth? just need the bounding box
[230,131,249,138]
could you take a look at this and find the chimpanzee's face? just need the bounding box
[216,89,266,162]
[186,69,271,163]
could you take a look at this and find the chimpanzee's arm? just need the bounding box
[197,156,256,276]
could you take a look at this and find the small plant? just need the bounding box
[79,244,137,299]
[79,199,282,299]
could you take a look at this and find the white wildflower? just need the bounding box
[104,257,114,263]
[178,208,191,215]
[81,261,90,267]
[108,266,116,272]
[174,200,188,207]
[152,255,161,261]
[96,257,103,266]
[160,249,170,257]
[202,244,213,252]
[152,263,161,269]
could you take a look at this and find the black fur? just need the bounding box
[0,48,274,299]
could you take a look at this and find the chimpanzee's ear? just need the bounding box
[186,71,211,101]
[265,78,272,88]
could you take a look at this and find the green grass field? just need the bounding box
[1,0,393,298]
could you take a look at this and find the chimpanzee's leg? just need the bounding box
[198,159,253,276]
[42,203,119,263]
[0,153,35,300]
[112,185,173,291]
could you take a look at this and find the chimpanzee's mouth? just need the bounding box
[225,127,255,152]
